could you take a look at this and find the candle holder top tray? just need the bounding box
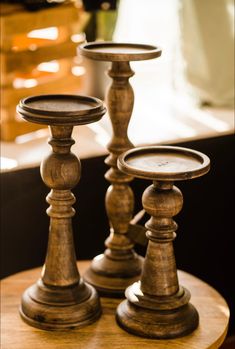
[17,94,106,125]
[79,42,162,61]
[118,146,210,181]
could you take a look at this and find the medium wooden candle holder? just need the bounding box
[79,42,162,296]
[17,94,106,330]
[116,145,210,338]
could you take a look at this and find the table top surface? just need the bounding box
[1,261,229,349]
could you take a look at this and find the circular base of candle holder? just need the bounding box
[19,279,101,331]
[84,253,144,297]
[116,282,199,339]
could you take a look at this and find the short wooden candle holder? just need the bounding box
[16,94,106,330]
[116,145,210,338]
[79,42,162,296]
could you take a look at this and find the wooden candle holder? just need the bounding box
[116,145,210,338]
[17,94,106,330]
[79,42,162,296]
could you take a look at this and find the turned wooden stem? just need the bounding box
[41,125,81,287]
[104,61,135,253]
[81,60,143,296]
[106,61,134,145]
[140,181,182,296]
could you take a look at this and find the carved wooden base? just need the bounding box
[20,279,101,330]
[116,282,199,338]
[83,250,143,297]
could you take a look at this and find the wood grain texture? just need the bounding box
[80,44,148,296]
[116,146,211,338]
[16,95,106,330]
[79,42,162,296]
[1,261,229,349]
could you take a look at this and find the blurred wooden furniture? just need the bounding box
[1,260,229,349]
[0,2,90,141]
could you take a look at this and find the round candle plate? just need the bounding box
[118,146,210,181]
[79,42,162,61]
[17,94,106,125]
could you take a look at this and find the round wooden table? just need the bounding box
[1,261,229,349]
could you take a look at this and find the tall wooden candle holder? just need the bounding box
[79,42,162,296]
[116,145,210,338]
[17,94,106,330]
